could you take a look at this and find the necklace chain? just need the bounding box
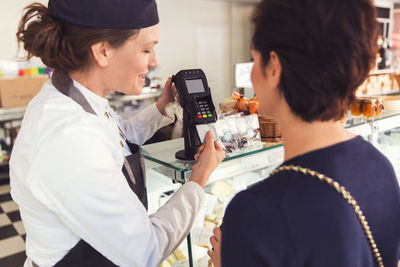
[271,165,384,267]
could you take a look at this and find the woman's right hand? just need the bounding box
[208,226,222,267]
[189,131,225,188]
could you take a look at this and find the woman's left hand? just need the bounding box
[156,77,176,116]
[208,226,222,267]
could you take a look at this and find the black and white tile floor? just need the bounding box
[0,174,27,267]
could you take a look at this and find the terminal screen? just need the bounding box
[185,78,205,94]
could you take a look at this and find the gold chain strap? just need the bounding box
[271,165,384,267]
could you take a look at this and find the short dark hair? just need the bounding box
[252,0,378,122]
[17,3,139,73]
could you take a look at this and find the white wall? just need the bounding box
[230,3,255,65]
[156,0,233,105]
[0,0,47,60]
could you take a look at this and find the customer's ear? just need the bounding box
[268,51,282,89]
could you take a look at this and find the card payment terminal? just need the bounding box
[172,69,218,160]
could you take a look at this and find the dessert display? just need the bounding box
[350,96,383,118]
[188,172,263,267]
[219,91,258,115]
[196,113,263,155]
[219,91,281,143]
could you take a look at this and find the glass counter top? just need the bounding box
[142,110,400,177]
[141,138,283,173]
[346,110,400,128]
[346,110,400,136]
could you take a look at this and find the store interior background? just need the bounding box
[0,1,399,266]
[1,0,400,120]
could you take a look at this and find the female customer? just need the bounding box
[208,0,400,266]
[11,0,224,266]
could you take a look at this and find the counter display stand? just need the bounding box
[0,107,26,167]
[142,110,400,267]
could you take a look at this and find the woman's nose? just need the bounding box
[149,50,158,69]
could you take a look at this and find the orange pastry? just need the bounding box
[249,101,259,114]
[232,90,243,100]
[236,98,248,112]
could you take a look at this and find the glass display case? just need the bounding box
[142,110,400,267]
[0,107,26,167]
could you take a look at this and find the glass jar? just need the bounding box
[362,98,377,118]
[375,97,383,116]
[350,99,362,116]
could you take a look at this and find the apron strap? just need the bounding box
[52,70,96,115]
[51,70,139,192]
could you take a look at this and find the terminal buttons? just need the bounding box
[195,99,214,120]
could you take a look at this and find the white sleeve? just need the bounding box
[28,118,203,267]
[121,103,174,145]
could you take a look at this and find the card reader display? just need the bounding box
[172,69,218,160]
[185,78,205,94]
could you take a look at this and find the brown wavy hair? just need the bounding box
[252,0,378,122]
[17,3,139,73]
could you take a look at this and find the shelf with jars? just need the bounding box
[356,68,400,97]
[142,109,400,267]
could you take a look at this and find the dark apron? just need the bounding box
[35,70,148,267]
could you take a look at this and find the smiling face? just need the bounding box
[106,24,159,95]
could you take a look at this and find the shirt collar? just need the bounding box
[72,79,109,116]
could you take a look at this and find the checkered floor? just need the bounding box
[0,174,27,267]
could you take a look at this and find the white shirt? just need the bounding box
[9,80,204,267]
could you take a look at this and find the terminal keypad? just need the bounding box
[196,100,213,119]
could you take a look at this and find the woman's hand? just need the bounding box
[190,131,225,188]
[156,77,176,116]
[208,226,222,267]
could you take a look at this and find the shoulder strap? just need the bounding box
[51,70,97,115]
[271,165,384,267]
[52,71,132,147]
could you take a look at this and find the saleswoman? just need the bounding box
[10,0,224,266]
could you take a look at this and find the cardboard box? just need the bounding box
[0,76,48,108]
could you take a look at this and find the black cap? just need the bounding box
[48,0,159,29]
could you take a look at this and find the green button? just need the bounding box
[208,114,212,117]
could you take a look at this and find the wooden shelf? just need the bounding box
[357,89,400,98]
[369,69,396,76]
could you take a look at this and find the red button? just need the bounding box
[197,115,202,119]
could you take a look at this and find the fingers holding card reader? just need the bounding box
[172,69,217,160]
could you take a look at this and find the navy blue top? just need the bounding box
[221,136,400,267]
